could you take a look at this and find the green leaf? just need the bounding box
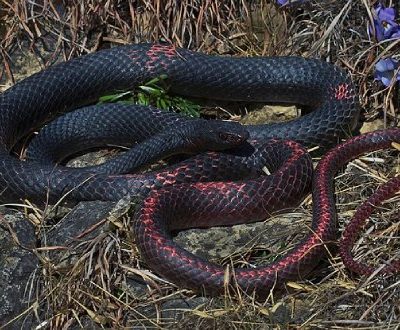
[98,91,132,103]
[139,85,165,97]
[98,75,201,117]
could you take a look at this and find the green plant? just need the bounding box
[98,75,201,117]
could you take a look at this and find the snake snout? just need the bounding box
[218,131,248,144]
[211,121,249,148]
[186,120,248,152]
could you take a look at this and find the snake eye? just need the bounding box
[219,132,242,144]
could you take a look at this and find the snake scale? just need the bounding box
[1,43,398,296]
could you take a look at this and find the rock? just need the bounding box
[360,119,385,134]
[44,200,119,269]
[46,201,116,246]
[175,213,307,262]
[241,105,298,125]
[161,297,209,322]
[124,296,210,328]
[0,209,38,327]
[265,299,312,324]
[123,276,150,298]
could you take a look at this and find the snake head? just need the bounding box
[183,119,249,152]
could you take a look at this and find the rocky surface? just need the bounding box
[0,209,38,327]
[175,213,306,262]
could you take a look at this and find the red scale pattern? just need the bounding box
[334,83,353,100]
[134,129,400,296]
[145,44,178,71]
[340,175,400,274]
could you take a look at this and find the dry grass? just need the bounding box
[0,0,399,329]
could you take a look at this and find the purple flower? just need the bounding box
[277,0,304,6]
[370,3,400,41]
[375,58,400,86]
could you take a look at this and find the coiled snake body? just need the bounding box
[1,43,398,296]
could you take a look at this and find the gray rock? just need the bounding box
[46,201,116,246]
[161,297,209,322]
[174,213,306,262]
[0,210,38,327]
[43,200,119,269]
